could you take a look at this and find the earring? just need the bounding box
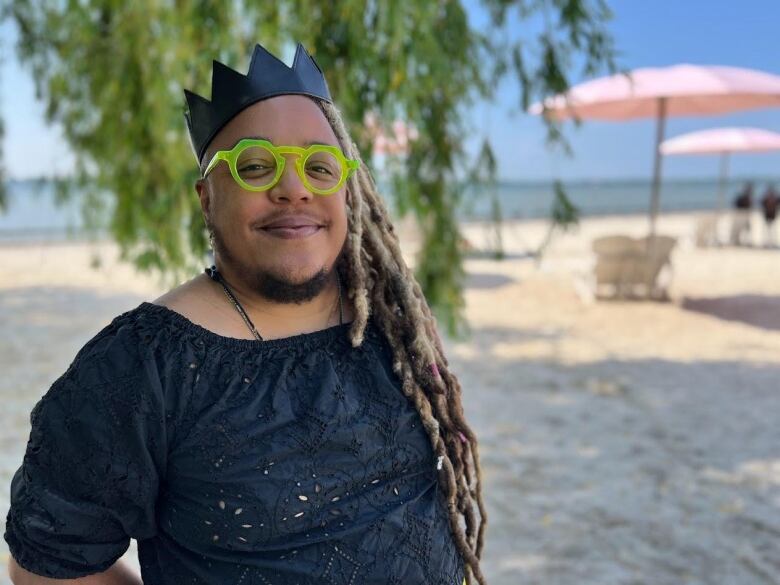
[206,228,216,264]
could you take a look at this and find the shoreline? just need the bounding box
[0,203,764,247]
[0,207,757,245]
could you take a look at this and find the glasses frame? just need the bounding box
[202,138,359,196]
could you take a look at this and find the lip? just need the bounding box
[261,215,323,230]
[260,225,323,239]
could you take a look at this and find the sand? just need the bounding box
[1,211,778,584]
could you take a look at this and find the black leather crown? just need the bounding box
[184,42,333,164]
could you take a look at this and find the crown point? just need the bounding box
[211,60,250,102]
[183,89,212,116]
[292,42,307,63]
[248,43,288,76]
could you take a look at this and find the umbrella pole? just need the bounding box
[649,98,668,236]
[717,152,730,212]
[715,152,730,245]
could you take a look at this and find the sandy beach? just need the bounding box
[1,211,778,584]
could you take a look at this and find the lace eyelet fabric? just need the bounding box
[4,302,466,584]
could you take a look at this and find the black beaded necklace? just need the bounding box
[204,265,343,341]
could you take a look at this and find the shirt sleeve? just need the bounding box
[3,317,168,579]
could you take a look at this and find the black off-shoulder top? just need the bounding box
[4,302,465,584]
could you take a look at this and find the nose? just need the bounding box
[267,155,312,203]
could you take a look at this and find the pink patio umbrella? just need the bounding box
[364,112,419,156]
[531,64,780,234]
[661,127,780,211]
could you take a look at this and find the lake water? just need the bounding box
[1,177,777,242]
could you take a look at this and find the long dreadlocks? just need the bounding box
[318,100,488,585]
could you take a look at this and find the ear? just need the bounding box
[196,178,212,222]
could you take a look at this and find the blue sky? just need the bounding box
[2,0,780,181]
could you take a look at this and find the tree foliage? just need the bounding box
[2,0,616,337]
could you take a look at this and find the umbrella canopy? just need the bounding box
[364,112,419,156]
[531,64,780,234]
[661,126,780,212]
[660,127,780,155]
[532,65,780,120]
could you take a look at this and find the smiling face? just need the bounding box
[196,95,350,304]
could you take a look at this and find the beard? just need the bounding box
[209,221,346,305]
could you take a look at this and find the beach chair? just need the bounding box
[592,235,676,300]
[729,209,752,246]
[592,235,642,298]
[634,235,676,299]
[694,214,719,247]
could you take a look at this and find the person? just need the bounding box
[760,184,778,247]
[4,43,486,585]
[729,181,753,246]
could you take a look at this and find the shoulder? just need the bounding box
[150,274,245,338]
[73,304,154,360]
[24,305,173,470]
[62,301,179,393]
[151,272,211,310]
[27,303,179,454]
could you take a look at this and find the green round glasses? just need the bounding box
[202,138,360,196]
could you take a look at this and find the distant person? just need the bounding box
[761,184,779,247]
[730,182,753,246]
